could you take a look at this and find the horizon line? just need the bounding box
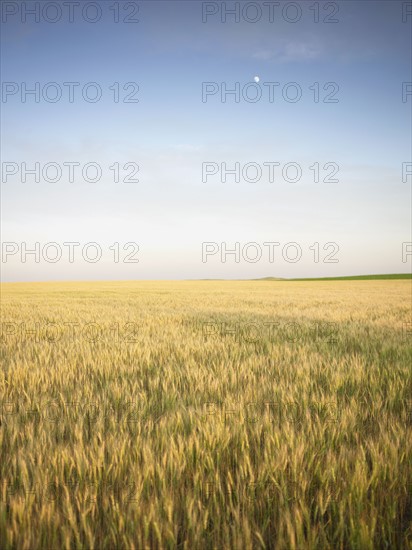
[1,273,411,285]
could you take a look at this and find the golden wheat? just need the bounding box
[0,280,411,549]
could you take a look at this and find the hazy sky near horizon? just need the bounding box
[1,0,411,281]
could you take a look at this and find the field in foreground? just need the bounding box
[1,280,411,549]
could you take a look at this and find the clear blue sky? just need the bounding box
[1,0,411,281]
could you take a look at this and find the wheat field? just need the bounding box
[0,280,411,549]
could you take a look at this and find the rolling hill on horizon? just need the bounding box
[256,273,412,281]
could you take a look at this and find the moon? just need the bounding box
[254,76,260,83]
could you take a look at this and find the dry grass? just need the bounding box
[0,280,411,549]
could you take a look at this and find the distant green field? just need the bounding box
[259,274,412,281]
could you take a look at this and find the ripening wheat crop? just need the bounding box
[0,280,411,549]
